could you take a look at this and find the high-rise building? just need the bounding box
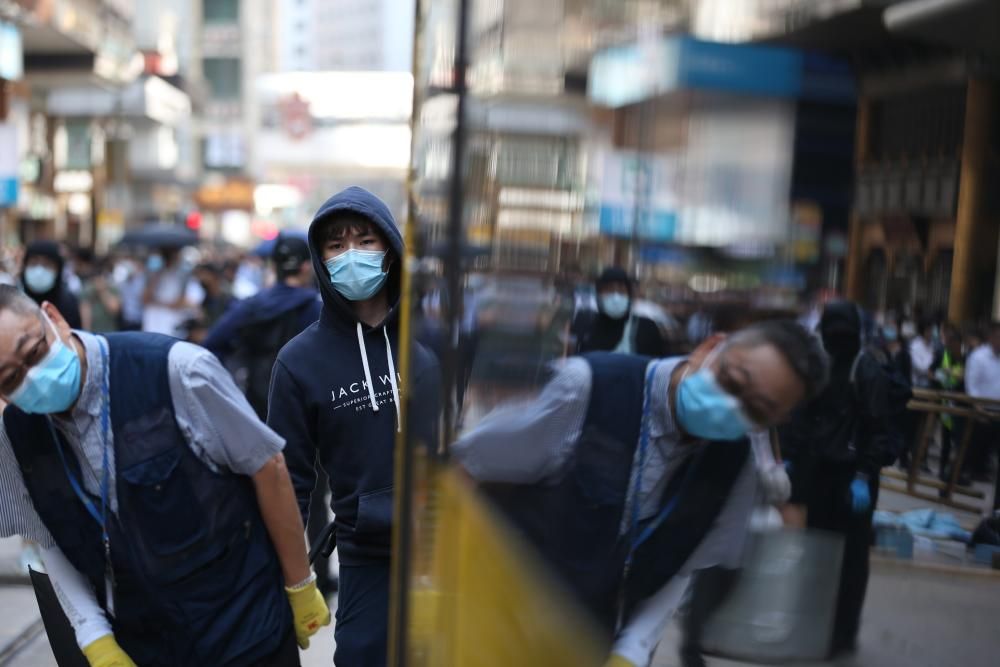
[277,0,414,72]
[5,0,138,248]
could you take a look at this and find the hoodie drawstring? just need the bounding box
[355,321,403,433]
[384,327,402,433]
[357,322,380,413]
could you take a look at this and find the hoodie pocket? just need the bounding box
[354,486,394,534]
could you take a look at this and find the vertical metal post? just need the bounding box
[386,0,426,664]
[441,0,471,450]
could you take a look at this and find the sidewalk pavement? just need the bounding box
[1,478,995,666]
[652,557,1000,667]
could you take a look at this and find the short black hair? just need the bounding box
[316,213,385,247]
[0,284,40,318]
[729,319,830,401]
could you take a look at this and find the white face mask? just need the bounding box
[600,293,630,320]
[24,265,57,294]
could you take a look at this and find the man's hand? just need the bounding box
[82,635,136,667]
[285,575,332,649]
[779,503,807,529]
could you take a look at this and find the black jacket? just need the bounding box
[573,309,670,357]
[780,302,893,500]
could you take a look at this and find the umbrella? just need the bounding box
[251,229,308,258]
[118,223,199,249]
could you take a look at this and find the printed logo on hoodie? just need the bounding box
[331,372,403,413]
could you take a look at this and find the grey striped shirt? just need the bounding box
[0,331,285,548]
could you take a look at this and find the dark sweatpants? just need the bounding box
[334,562,390,667]
[804,461,878,653]
[247,630,301,667]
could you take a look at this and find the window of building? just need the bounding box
[203,58,242,99]
[203,0,239,23]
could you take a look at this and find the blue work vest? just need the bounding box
[4,332,291,666]
[483,352,749,639]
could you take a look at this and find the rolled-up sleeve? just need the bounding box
[168,342,285,476]
[452,357,592,484]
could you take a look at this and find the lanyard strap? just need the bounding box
[49,338,111,545]
[624,361,701,563]
[623,361,660,568]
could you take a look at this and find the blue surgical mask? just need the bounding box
[675,357,753,441]
[8,314,82,414]
[146,254,164,272]
[882,326,898,342]
[24,265,57,294]
[600,293,630,320]
[325,249,389,301]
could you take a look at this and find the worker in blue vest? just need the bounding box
[453,319,828,667]
[0,285,330,666]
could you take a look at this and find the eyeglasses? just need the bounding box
[0,316,52,397]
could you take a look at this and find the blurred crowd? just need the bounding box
[0,239,269,345]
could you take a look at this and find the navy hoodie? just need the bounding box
[267,187,440,564]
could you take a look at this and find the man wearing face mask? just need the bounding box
[20,240,82,330]
[0,285,330,666]
[780,300,895,658]
[267,187,440,667]
[453,319,828,667]
[574,267,672,357]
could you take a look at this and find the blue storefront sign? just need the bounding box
[589,36,805,107]
[599,205,678,243]
[0,22,22,81]
[0,123,19,207]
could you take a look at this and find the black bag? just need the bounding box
[225,304,309,419]
[971,512,1000,547]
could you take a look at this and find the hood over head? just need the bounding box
[21,240,66,302]
[595,267,633,297]
[819,300,862,362]
[308,186,404,331]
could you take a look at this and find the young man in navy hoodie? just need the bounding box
[268,187,439,667]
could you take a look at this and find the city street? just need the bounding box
[2,538,999,667]
[0,0,999,665]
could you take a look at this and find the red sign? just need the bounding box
[278,93,312,141]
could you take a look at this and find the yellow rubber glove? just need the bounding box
[81,635,137,667]
[603,654,637,667]
[286,577,332,649]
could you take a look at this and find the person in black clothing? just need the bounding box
[881,319,912,386]
[888,318,921,471]
[780,301,893,658]
[19,241,82,329]
[573,267,671,357]
[203,234,321,372]
[267,188,440,666]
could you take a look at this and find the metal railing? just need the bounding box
[881,387,1000,513]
